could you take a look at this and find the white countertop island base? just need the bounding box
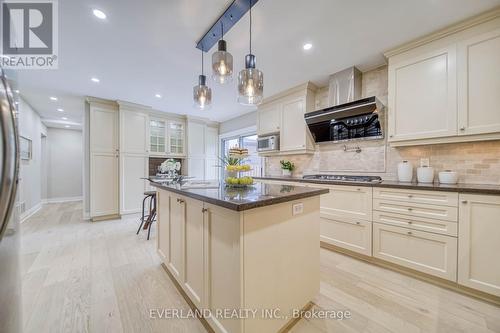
[156,187,321,333]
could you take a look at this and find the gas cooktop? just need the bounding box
[302,174,383,183]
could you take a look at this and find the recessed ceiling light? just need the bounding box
[57,108,64,112]
[65,125,70,128]
[14,89,20,94]
[50,96,58,101]
[155,94,162,98]
[61,117,68,120]
[93,9,106,19]
[303,43,313,50]
[14,101,19,105]
[91,77,100,83]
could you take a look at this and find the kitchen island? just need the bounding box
[151,180,328,333]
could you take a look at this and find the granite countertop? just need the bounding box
[255,176,500,195]
[150,181,329,211]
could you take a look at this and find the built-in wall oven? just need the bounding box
[257,134,280,152]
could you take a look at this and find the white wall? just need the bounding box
[18,98,45,216]
[46,128,83,200]
[219,111,257,134]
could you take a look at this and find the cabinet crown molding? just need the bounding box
[384,6,500,58]
[260,81,318,106]
[117,100,152,112]
[86,96,118,109]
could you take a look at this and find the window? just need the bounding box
[221,133,263,177]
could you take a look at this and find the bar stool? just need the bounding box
[136,190,156,240]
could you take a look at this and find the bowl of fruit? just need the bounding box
[225,176,255,188]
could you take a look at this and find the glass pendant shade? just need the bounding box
[212,40,233,84]
[193,74,212,109]
[237,54,263,105]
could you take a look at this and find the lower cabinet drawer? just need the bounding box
[320,217,372,256]
[373,211,458,236]
[374,199,458,222]
[373,223,457,281]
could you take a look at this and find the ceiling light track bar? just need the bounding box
[196,0,259,52]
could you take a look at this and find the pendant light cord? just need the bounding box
[221,21,224,39]
[201,49,204,75]
[249,0,252,54]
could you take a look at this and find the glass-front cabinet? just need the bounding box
[149,117,185,157]
[150,119,166,154]
[168,121,185,156]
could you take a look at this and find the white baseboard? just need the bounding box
[83,211,90,220]
[20,202,42,223]
[43,196,83,204]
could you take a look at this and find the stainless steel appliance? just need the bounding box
[303,174,382,183]
[304,66,384,143]
[0,66,21,333]
[257,134,279,152]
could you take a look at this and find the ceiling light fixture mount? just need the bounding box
[91,77,100,83]
[50,96,57,101]
[196,0,260,52]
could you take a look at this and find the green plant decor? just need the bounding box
[280,160,295,171]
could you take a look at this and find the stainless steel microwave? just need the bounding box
[257,135,280,152]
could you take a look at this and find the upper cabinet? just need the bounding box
[457,28,500,136]
[149,116,186,157]
[386,12,500,146]
[388,46,458,141]
[257,102,281,136]
[256,82,317,155]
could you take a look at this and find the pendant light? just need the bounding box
[212,22,233,84]
[237,0,263,105]
[193,49,212,109]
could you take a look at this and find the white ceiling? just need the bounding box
[17,0,500,127]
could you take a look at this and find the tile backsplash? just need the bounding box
[265,66,500,185]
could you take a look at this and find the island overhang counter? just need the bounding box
[151,181,329,333]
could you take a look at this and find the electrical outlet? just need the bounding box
[292,203,304,215]
[420,158,430,167]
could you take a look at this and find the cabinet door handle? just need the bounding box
[408,221,412,224]
[177,198,185,204]
[460,126,466,131]
[355,221,361,225]
[202,208,208,213]
[408,194,413,198]
[461,200,468,204]
[407,231,413,235]
[389,135,394,138]
[408,208,413,211]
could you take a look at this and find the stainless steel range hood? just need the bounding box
[304,66,384,143]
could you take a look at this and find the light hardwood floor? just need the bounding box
[21,202,500,333]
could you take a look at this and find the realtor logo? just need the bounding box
[1,0,58,69]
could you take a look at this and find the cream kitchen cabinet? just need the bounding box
[373,222,458,281]
[458,194,500,297]
[257,82,316,155]
[149,117,186,157]
[386,14,500,146]
[88,99,120,220]
[186,119,219,180]
[281,97,309,152]
[457,28,500,136]
[257,102,281,135]
[119,105,149,215]
[320,218,372,256]
[387,45,458,142]
[167,193,186,283]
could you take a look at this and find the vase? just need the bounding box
[282,169,292,177]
